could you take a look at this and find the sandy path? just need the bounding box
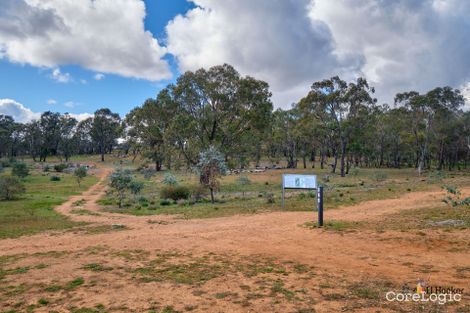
[1,168,469,312]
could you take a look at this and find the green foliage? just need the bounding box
[53,163,68,172]
[162,172,178,186]
[129,180,144,196]
[442,185,470,207]
[74,166,87,187]
[12,162,29,178]
[196,146,228,203]
[109,169,134,208]
[0,175,26,200]
[50,175,61,181]
[159,199,172,206]
[160,185,191,201]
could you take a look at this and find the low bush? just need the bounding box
[160,185,191,201]
[0,175,26,200]
[12,162,29,178]
[54,163,68,172]
[160,199,172,206]
[50,175,61,181]
[162,172,178,186]
[265,192,275,204]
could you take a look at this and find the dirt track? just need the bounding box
[1,167,469,312]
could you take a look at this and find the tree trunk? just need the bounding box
[302,155,307,169]
[210,188,215,203]
[340,140,346,177]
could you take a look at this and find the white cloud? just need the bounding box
[461,82,470,111]
[166,0,470,107]
[63,101,76,108]
[94,73,105,81]
[68,112,93,121]
[80,79,88,85]
[0,98,91,122]
[0,99,40,122]
[166,0,350,107]
[0,0,171,81]
[50,68,71,83]
[47,99,57,105]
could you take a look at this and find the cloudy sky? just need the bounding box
[0,0,469,122]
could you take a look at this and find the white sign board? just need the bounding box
[282,174,317,189]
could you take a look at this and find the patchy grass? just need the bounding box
[0,168,98,239]
[70,209,100,216]
[82,263,113,272]
[99,165,470,219]
[370,204,470,232]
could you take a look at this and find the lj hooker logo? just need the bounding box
[386,279,464,305]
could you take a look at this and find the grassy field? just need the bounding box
[100,160,470,220]
[0,164,98,239]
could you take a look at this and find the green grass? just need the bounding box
[371,204,470,232]
[99,165,470,219]
[0,169,98,239]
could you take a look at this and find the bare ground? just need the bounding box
[0,167,469,312]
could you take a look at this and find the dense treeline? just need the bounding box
[1,64,469,176]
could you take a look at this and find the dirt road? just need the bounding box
[1,167,469,312]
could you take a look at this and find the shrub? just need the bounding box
[43,164,51,172]
[74,166,87,187]
[160,185,191,201]
[141,168,155,179]
[130,180,144,198]
[265,192,275,204]
[0,159,12,168]
[109,169,134,208]
[195,146,227,203]
[160,199,172,206]
[50,175,61,181]
[54,163,68,172]
[12,162,29,178]
[162,172,178,186]
[0,175,26,200]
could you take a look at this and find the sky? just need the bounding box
[0,0,469,122]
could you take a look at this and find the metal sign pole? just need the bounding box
[317,186,323,226]
[281,175,285,208]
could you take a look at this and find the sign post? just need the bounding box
[282,174,324,226]
[317,186,323,227]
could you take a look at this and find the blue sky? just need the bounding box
[0,0,469,121]
[0,0,194,118]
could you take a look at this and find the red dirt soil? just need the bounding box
[1,166,469,312]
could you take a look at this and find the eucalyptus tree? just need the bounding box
[91,108,122,162]
[58,114,78,162]
[168,64,273,165]
[125,88,176,171]
[38,111,62,161]
[0,115,16,157]
[395,87,464,174]
[299,76,375,176]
